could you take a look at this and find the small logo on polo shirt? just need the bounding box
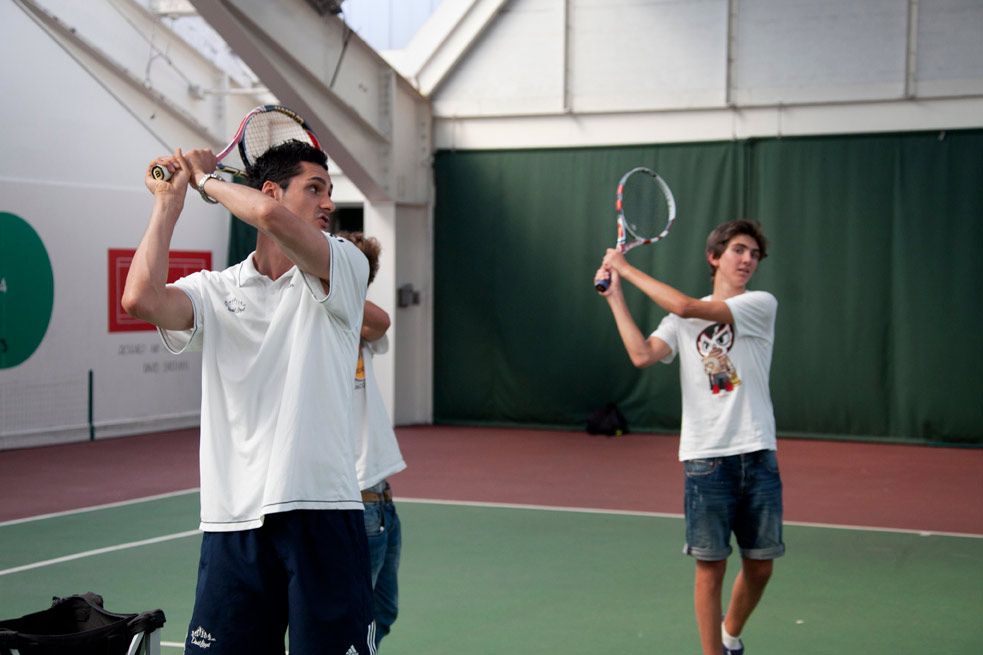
[224,297,246,314]
[189,626,216,648]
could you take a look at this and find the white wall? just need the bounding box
[1,0,430,448]
[392,203,433,426]
[0,0,247,447]
[361,198,433,427]
[426,0,983,149]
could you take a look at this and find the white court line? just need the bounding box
[0,488,200,527]
[0,530,201,577]
[779,519,982,539]
[397,497,983,539]
[1,490,978,575]
[400,496,685,519]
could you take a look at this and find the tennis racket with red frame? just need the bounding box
[150,105,322,181]
[595,166,677,292]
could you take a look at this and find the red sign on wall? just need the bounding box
[108,249,212,332]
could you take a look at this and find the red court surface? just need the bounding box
[2,425,981,535]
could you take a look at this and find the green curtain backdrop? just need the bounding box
[227,219,257,267]
[432,130,983,445]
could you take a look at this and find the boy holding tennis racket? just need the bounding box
[595,219,783,655]
[337,231,408,649]
[124,142,377,654]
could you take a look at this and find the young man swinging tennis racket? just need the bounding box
[595,219,784,655]
[125,142,378,654]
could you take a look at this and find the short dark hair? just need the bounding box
[245,140,328,190]
[705,219,769,279]
[336,231,382,285]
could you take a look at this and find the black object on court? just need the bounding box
[0,592,165,655]
[586,403,629,437]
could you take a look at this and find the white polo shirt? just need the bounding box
[159,233,368,531]
[651,290,778,461]
[353,335,407,490]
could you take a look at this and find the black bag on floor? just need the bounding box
[0,592,165,655]
[585,403,628,436]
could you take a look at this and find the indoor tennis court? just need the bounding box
[2,1,982,654]
[2,427,981,653]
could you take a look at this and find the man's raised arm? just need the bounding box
[122,150,195,330]
[179,149,335,284]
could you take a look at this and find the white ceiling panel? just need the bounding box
[571,0,727,112]
[435,0,566,115]
[732,0,908,104]
[916,0,983,96]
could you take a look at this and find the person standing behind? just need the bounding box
[338,231,408,649]
[124,143,377,654]
[595,219,783,655]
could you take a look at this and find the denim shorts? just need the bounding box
[683,450,785,561]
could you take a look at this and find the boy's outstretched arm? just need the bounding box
[601,249,734,324]
[595,264,671,368]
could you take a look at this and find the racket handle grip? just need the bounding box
[150,164,172,182]
[595,278,611,293]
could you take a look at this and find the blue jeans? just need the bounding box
[683,450,785,561]
[363,489,401,647]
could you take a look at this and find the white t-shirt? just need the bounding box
[651,290,778,461]
[353,334,407,490]
[159,233,368,531]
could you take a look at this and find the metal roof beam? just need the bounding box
[189,0,431,203]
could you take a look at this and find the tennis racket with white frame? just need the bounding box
[594,166,677,292]
[150,105,322,181]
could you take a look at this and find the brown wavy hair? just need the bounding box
[336,231,382,285]
[705,219,769,279]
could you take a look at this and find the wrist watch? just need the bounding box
[197,173,222,204]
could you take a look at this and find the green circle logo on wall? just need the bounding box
[0,212,55,369]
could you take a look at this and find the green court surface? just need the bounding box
[1,495,980,653]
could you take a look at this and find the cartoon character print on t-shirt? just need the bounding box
[354,343,366,391]
[696,323,741,395]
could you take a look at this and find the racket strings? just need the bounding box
[620,171,672,240]
[241,112,312,165]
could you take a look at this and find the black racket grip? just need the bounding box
[150,164,172,182]
[595,277,611,292]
